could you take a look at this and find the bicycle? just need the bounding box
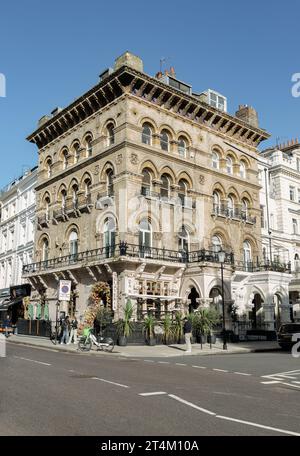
[78,327,114,352]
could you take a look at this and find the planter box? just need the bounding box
[117,336,127,346]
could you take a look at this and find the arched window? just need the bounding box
[241,198,248,219]
[240,161,246,179]
[61,189,67,210]
[104,218,116,258]
[213,191,221,214]
[227,196,234,217]
[73,142,80,164]
[46,158,52,178]
[84,178,92,200]
[243,241,252,270]
[178,226,189,256]
[141,169,152,196]
[106,169,114,196]
[212,151,220,169]
[72,184,79,208]
[142,123,152,145]
[160,174,170,198]
[212,235,222,253]
[42,238,49,262]
[62,149,68,170]
[178,137,187,157]
[226,156,233,174]
[160,130,169,151]
[69,230,78,260]
[139,219,152,253]
[178,179,188,206]
[44,196,51,220]
[107,123,115,146]
[85,135,93,157]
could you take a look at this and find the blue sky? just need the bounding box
[0,0,300,187]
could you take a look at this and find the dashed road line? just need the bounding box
[91,377,129,388]
[192,365,207,369]
[14,356,51,366]
[158,361,170,364]
[139,392,167,396]
[234,372,251,376]
[261,380,281,385]
[213,368,229,373]
[216,415,300,437]
[144,360,155,363]
[168,394,216,416]
[175,363,187,366]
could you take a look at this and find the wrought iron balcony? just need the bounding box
[37,214,50,229]
[188,249,234,265]
[212,205,256,224]
[234,260,291,274]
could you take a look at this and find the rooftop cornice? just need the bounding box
[27,66,270,149]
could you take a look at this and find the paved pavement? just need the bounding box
[1,343,299,436]
[7,334,280,358]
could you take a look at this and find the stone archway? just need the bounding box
[188,287,200,313]
[251,293,264,328]
[209,287,223,316]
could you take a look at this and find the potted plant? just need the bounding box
[187,312,197,344]
[143,314,157,346]
[162,314,174,345]
[194,309,217,344]
[206,308,220,344]
[172,311,184,344]
[116,299,134,346]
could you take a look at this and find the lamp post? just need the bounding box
[55,300,60,345]
[218,250,227,350]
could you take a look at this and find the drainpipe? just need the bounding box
[264,167,272,263]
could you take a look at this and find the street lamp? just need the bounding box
[218,250,227,350]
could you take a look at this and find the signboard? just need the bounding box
[58,280,72,301]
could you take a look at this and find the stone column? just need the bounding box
[263,303,275,330]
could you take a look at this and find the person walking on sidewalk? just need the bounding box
[183,317,192,353]
[60,316,70,344]
[67,316,78,344]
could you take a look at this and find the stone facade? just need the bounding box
[23,52,292,334]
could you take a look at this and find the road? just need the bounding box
[0,342,300,436]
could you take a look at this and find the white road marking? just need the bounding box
[158,361,170,364]
[261,381,281,385]
[234,372,251,376]
[292,381,300,384]
[139,392,167,396]
[144,360,154,363]
[175,363,186,366]
[216,415,300,436]
[281,382,300,389]
[91,377,129,388]
[192,365,207,369]
[14,356,51,366]
[168,394,216,416]
[213,369,228,373]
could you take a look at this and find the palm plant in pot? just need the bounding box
[187,312,197,344]
[206,308,220,344]
[143,314,157,346]
[162,314,174,345]
[172,311,184,344]
[116,299,134,346]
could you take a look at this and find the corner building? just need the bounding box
[23,52,291,335]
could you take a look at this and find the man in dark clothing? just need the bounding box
[60,316,70,344]
[183,317,192,353]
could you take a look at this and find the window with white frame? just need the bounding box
[227,196,234,217]
[290,186,295,201]
[293,218,298,234]
[178,137,187,157]
[240,161,246,179]
[212,151,220,169]
[142,123,152,145]
[226,157,233,174]
[213,191,221,214]
[160,130,170,151]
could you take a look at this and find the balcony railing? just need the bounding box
[188,250,234,265]
[37,214,50,228]
[140,188,196,208]
[234,260,291,273]
[212,205,256,224]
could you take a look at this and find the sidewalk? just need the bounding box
[7,334,280,358]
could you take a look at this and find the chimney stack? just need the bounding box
[235,105,259,128]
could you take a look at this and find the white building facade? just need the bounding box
[0,167,37,295]
[259,141,300,321]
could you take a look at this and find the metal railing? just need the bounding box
[212,204,256,224]
[234,260,291,273]
[188,249,234,265]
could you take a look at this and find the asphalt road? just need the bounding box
[0,343,300,436]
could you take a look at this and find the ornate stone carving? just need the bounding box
[199,175,205,185]
[116,154,123,165]
[130,153,138,165]
[93,165,100,175]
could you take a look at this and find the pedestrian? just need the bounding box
[67,316,78,344]
[60,316,70,344]
[183,317,192,353]
[93,317,100,336]
[4,315,11,338]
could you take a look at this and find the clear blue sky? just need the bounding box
[0,0,299,187]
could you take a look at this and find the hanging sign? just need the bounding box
[58,280,72,301]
